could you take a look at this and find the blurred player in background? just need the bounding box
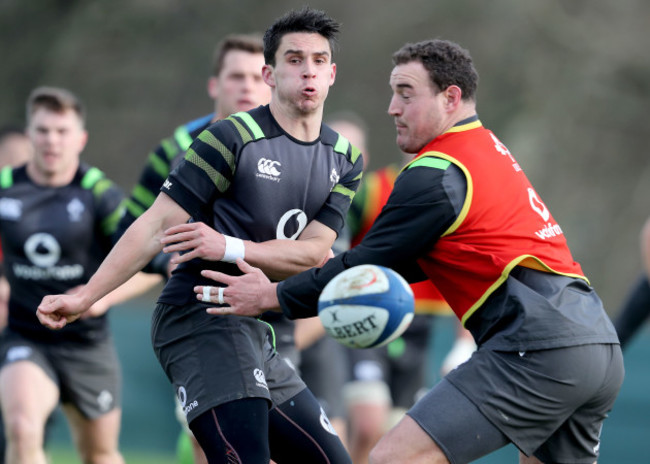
[0,87,160,464]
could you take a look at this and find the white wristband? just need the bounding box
[222,235,245,263]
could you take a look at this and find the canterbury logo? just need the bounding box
[257,158,281,177]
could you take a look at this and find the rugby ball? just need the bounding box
[318,265,414,349]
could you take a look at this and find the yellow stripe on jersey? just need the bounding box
[184,148,229,194]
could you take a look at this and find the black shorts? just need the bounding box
[152,303,305,424]
[408,343,624,463]
[345,314,433,409]
[0,329,121,419]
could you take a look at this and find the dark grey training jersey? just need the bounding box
[0,163,125,343]
[159,104,364,305]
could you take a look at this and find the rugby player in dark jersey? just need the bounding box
[38,8,363,464]
[192,39,623,464]
[115,33,272,464]
[0,87,160,464]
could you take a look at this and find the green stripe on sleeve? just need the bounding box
[407,157,451,170]
[195,131,236,171]
[231,112,265,140]
[334,134,350,155]
[0,167,13,188]
[92,178,112,198]
[227,118,253,145]
[148,151,170,179]
[332,184,356,200]
[81,167,104,189]
[101,202,126,235]
[132,184,157,209]
[350,146,362,165]
[173,126,194,151]
[125,199,146,218]
[161,138,179,161]
[185,148,230,193]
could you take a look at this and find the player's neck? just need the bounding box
[269,101,322,142]
[26,160,79,187]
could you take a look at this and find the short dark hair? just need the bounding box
[26,86,86,124]
[211,33,264,77]
[392,39,479,101]
[263,7,340,66]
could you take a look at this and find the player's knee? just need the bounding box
[4,413,43,449]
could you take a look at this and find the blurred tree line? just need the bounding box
[1,0,648,312]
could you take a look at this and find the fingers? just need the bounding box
[196,285,227,305]
[36,309,66,330]
[234,258,257,274]
[162,222,199,237]
[199,270,234,284]
[37,295,60,314]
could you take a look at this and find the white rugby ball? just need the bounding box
[318,264,414,349]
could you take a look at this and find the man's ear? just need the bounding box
[207,76,219,100]
[262,64,275,88]
[444,85,463,110]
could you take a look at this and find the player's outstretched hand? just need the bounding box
[194,259,280,317]
[37,293,87,329]
[161,222,225,265]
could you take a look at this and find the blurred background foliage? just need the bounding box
[1,0,649,312]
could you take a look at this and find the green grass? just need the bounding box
[48,446,178,464]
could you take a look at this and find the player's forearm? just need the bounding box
[80,208,167,307]
[243,238,331,281]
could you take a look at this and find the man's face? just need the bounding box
[27,107,87,178]
[210,50,270,119]
[263,32,336,115]
[388,61,446,154]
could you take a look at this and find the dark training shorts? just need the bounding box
[0,329,122,419]
[152,303,306,424]
[408,343,623,463]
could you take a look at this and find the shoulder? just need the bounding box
[77,163,123,199]
[394,158,466,202]
[320,123,363,167]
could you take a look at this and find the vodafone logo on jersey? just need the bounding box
[256,158,282,183]
[13,233,83,281]
[528,188,564,240]
[528,188,549,222]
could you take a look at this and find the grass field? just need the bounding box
[49,447,177,464]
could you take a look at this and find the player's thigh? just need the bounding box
[406,378,510,463]
[369,414,450,464]
[0,337,59,427]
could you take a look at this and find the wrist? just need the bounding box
[261,282,281,311]
[222,235,245,263]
